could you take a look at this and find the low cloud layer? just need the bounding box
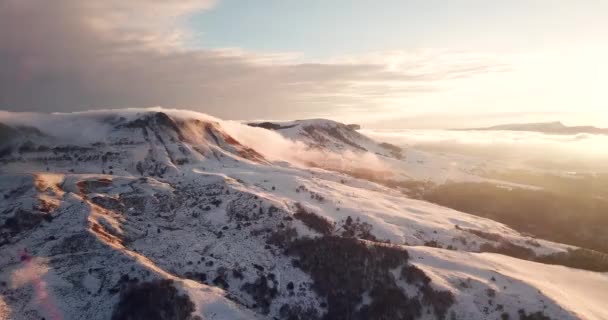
[1,0,505,121]
[221,119,389,172]
[364,128,608,171]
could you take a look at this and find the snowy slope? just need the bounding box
[1,108,606,320]
[410,248,608,320]
[248,119,404,159]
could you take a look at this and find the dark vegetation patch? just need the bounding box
[111,279,200,320]
[183,272,207,283]
[479,242,537,261]
[1,205,58,245]
[226,193,268,221]
[50,232,102,256]
[247,122,298,130]
[212,267,230,289]
[287,236,454,320]
[241,275,279,314]
[77,178,113,194]
[2,209,44,235]
[2,184,31,200]
[420,286,456,320]
[279,304,320,320]
[339,216,376,241]
[293,203,335,235]
[91,196,125,213]
[476,238,608,272]
[357,286,422,320]
[267,226,298,248]
[518,309,551,320]
[401,265,431,286]
[463,229,505,242]
[535,248,608,272]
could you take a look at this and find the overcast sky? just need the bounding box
[1,0,607,128]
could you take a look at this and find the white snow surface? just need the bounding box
[0,108,606,320]
[410,247,608,320]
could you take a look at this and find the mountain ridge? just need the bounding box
[460,121,608,135]
[1,108,607,320]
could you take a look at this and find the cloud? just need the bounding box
[0,1,506,120]
[218,119,389,174]
[363,128,608,171]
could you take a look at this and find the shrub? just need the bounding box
[518,310,551,320]
[267,226,298,248]
[288,236,456,320]
[3,209,44,234]
[111,279,198,320]
[212,267,229,289]
[293,203,335,235]
[421,286,455,320]
[479,242,536,260]
[340,216,376,241]
[241,275,278,314]
[464,229,504,242]
[357,286,422,320]
[424,240,442,248]
[401,265,431,286]
[279,304,320,320]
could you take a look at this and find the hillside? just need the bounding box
[1,109,607,320]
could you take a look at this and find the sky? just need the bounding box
[1,0,607,128]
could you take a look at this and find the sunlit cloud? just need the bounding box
[0,0,506,122]
[363,128,608,171]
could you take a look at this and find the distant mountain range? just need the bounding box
[461,121,608,135]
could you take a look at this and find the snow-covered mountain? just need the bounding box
[248,119,404,159]
[1,109,607,320]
